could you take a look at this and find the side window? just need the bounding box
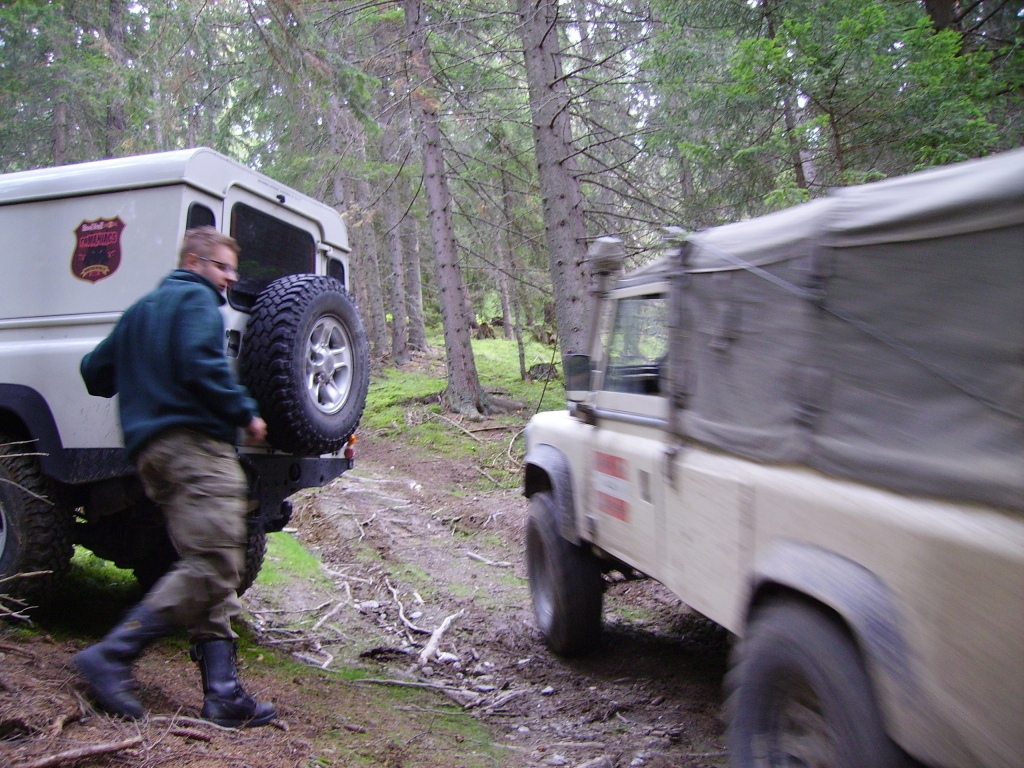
[228,203,315,310]
[602,295,668,395]
[187,203,216,229]
[327,257,346,286]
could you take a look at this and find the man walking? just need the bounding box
[74,227,276,727]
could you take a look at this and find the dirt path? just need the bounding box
[267,434,732,768]
[0,433,730,768]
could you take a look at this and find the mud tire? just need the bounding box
[130,519,265,597]
[526,491,603,655]
[237,524,267,596]
[0,436,73,601]
[240,275,369,456]
[727,600,905,768]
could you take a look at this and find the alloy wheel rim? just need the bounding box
[305,315,354,415]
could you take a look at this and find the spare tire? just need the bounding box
[240,275,369,456]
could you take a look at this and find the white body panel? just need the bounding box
[0,149,349,455]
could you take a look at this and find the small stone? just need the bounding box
[410,610,423,620]
[420,665,434,677]
[650,695,664,706]
[517,725,530,733]
[546,755,568,766]
[540,686,555,696]
[474,684,497,692]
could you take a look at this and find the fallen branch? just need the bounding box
[0,477,53,504]
[17,735,143,768]
[483,689,528,712]
[473,466,502,487]
[385,579,430,634]
[418,609,465,666]
[507,428,526,462]
[354,678,457,693]
[323,568,373,584]
[149,715,242,733]
[426,411,482,442]
[248,601,332,616]
[466,551,513,568]
[312,600,349,631]
[169,726,213,742]
[356,511,376,540]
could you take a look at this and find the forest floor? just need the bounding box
[0,430,731,768]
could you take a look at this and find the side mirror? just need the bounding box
[564,354,591,402]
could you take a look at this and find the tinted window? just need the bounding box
[187,203,216,229]
[228,203,315,310]
[327,257,346,286]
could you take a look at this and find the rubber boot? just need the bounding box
[190,639,277,727]
[72,603,175,719]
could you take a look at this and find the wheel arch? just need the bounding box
[745,541,955,765]
[523,443,580,545]
[0,384,66,478]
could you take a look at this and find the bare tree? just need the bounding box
[401,186,429,352]
[518,0,590,365]
[405,0,488,414]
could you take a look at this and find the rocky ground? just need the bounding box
[0,430,731,768]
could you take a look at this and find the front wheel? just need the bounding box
[727,600,906,768]
[525,491,603,655]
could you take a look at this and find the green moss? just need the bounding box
[257,531,333,589]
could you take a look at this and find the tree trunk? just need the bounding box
[327,94,381,360]
[104,0,126,158]
[401,190,428,351]
[384,184,410,365]
[404,0,487,414]
[352,165,389,361]
[518,0,590,366]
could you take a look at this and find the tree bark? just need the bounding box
[401,188,428,351]
[384,184,411,364]
[518,0,590,366]
[104,0,126,157]
[404,0,487,414]
[352,163,389,360]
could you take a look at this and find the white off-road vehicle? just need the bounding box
[523,150,1023,768]
[0,148,369,598]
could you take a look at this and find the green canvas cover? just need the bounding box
[665,149,1024,510]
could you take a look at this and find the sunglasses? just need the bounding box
[196,255,239,277]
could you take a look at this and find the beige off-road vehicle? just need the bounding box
[523,150,1023,768]
[0,148,369,598]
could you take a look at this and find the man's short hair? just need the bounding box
[179,227,240,266]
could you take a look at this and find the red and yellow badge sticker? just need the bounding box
[71,217,125,283]
[594,451,630,521]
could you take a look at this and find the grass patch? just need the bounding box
[258,531,333,589]
[360,337,567,482]
[30,548,141,636]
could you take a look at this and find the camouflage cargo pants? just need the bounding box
[135,428,247,640]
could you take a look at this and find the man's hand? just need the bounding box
[244,416,268,444]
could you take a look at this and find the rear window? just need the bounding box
[228,203,315,310]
